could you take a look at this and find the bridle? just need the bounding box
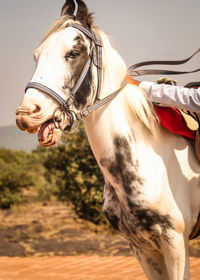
[25,0,129,133]
[25,20,128,134]
[25,23,105,134]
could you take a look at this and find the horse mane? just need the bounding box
[96,29,159,137]
[40,16,159,137]
[123,85,159,137]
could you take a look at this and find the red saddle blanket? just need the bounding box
[125,75,196,140]
[154,106,195,140]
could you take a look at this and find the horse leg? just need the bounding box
[130,244,169,280]
[161,234,190,280]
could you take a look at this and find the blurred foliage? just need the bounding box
[0,147,53,208]
[35,122,107,225]
[0,123,107,225]
[0,148,33,208]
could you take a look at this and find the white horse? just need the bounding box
[16,1,200,279]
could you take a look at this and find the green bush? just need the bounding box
[30,147,59,201]
[40,122,107,225]
[0,123,107,225]
[0,148,55,208]
[0,149,33,208]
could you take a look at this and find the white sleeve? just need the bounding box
[140,81,200,112]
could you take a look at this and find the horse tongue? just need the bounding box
[38,122,55,143]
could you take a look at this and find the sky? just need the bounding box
[0,0,200,127]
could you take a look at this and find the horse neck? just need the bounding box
[84,33,130,152]
[84,29,159,171]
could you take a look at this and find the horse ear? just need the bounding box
[61,0,93,28]
[61,0,77,17]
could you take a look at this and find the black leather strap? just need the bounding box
[128,48,200,77]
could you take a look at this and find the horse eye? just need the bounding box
[65,50,80,60]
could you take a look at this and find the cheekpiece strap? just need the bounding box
[71,23,103,100]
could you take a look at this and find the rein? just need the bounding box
[128,48,200,77]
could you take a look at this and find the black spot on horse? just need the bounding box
[149,234,161,250]
[74,67,92,109]
[133,204,173,232]
[63,40,93,110]
[127,197,174,241]
[146,256,162,275]
[100,135,143,196]
[101,135,174,245]
[103,183,120,232]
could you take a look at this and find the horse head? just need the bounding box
[16,0,99,147]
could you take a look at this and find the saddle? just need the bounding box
[184,82,200,163]
[180,110,200,162]
[155,78,200,163]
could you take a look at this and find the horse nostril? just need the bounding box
[32,105,41,114]
[16,118,28,130]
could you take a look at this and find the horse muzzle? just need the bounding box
[16,107,41,132]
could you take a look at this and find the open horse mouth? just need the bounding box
[26,119,62,147]
[38,120,62,146]
[16,106,67,147]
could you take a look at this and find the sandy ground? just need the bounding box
[0,201,199,257]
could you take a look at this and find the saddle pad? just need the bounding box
[154,106,196,140]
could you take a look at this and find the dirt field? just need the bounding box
[0,201,199,257]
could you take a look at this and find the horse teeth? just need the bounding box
[43,132,53,144]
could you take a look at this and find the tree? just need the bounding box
[0,149,33,208]
[40,122,107,225]
[0,147,55,208]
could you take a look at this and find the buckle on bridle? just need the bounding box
[81,108,90,118]
[53,106,79,135]
[64,95,74,108]
[63,109,79,135]
[76,108,90,120]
